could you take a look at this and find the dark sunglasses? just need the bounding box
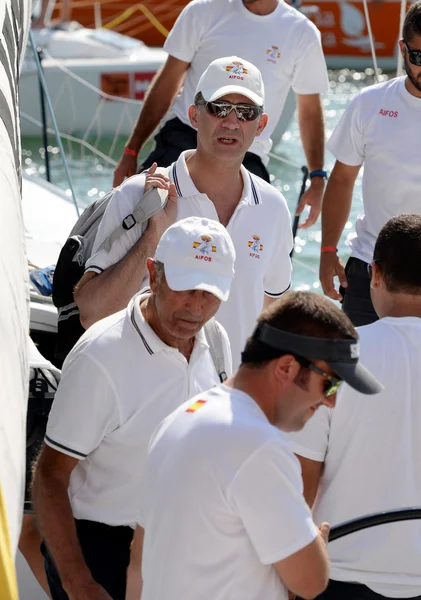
[403,40,421,66]
[296,356,342,398]
[196,100,263,122]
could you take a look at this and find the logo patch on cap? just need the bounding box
[193,234,216,262]
[350,343,360,359]
[225,61,248,80]
[248,234,263,259]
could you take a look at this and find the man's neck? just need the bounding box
[225,368,276,423]
[140,297,195,361]
[186,149,244,226]
[378,293,421,319]
[242,0,279,16]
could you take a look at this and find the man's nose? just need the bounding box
[221,108,240,129]
[185,291,204,316]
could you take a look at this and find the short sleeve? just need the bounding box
[45,350,119,459]
[264,196,293,298]
[327,93,365,166]
[291,23,329,95]
[163,1,205,64]
[287,405,331,462]
[85,174,147,274]
[229,441,318,565]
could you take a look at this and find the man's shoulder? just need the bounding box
[179,0,228,17]
[354,77,401,106]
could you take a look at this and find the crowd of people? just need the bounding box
[18,0,421,599]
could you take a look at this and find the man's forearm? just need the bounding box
[297,94,325,172]
[33,472,93,594]
[321,171,355,247]
[76,224,162,328]
[127,64,186,152]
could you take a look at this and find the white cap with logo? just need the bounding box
[195,56,265,107]
[155,216,236,302]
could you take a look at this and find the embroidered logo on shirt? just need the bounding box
[225,61,248,80]
[379,109,398,118]
[186,399,207,413]
[248,234,263,259]
[266,46,281,63]
[193,235,216,262]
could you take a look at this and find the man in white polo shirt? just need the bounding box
[113,0,329,212]
[319,1,421,326]
[139,291,382,600]
[32,216,235,600]
[75,56,293,368]
[290,214,421,599]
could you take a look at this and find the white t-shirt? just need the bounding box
[164,0,328,163]
[45,291,232,528]
[86,151,293,368]
[327,77,421,264]
[140,384,318,600]
[289,317,421,598]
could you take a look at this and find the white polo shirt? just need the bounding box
[327,77,421,264]
[45,291,232,528]
[140,384,318,600]
[288,317,421,598]
[86,151,293,368]
[163,0,328,163]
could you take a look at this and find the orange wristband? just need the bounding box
[321,246,337,253]
[124,147,138,157]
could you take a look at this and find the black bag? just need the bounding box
[52,182,168,362]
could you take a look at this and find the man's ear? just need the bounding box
[398,39,405,59]
[188,104,199,130]
[147,258,158,292]
[272,354,300,385]
[370,261,382,290]
[255,113,269,137]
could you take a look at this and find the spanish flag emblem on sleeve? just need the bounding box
[186,400,207,413]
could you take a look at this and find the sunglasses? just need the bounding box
[403,40,421,66]
[296,356,342,398]
[196,100,263,122]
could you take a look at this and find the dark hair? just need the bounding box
[242,291,357,367]
[373,214,421,293]
[403,1,421,42]
[194,91,205,105]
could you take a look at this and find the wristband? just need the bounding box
[124,147,138,157]
[309,169,328,180]
[321,246,337,253]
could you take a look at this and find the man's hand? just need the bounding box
[296,178,325,229]
[113,153,139,187]
[146,162,178,236]
[319,251,347,301]
[318,522,330,545]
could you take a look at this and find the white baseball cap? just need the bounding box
[155,216,236,302]
[195,56,265,107]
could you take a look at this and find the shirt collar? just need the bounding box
[172,150,262,206]
[128,290,209,356]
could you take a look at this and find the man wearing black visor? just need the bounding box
[138,291,382,600]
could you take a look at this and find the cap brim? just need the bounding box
[202,85,264,106]
[164,266,233,302]
[329,360,384,395]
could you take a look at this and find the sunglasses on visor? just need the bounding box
[296,356,343,398]
[404,40,421,66]
[197,100,263,122]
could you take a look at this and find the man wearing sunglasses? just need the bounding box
[112,0,329,227]
[319,1,421,327]
[76,56,293,369]
[290,214,421,600]
[138,291,381,600]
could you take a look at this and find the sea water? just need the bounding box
[21,69,391,291]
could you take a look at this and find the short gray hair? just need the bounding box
[153,260,165,281]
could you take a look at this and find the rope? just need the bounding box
[103,3,169,37]
[396,0,407,77]
[268,151,302,171]
[362,0,380,82]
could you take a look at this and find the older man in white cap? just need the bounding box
[32,216,235,600]
[75,56,293,369]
